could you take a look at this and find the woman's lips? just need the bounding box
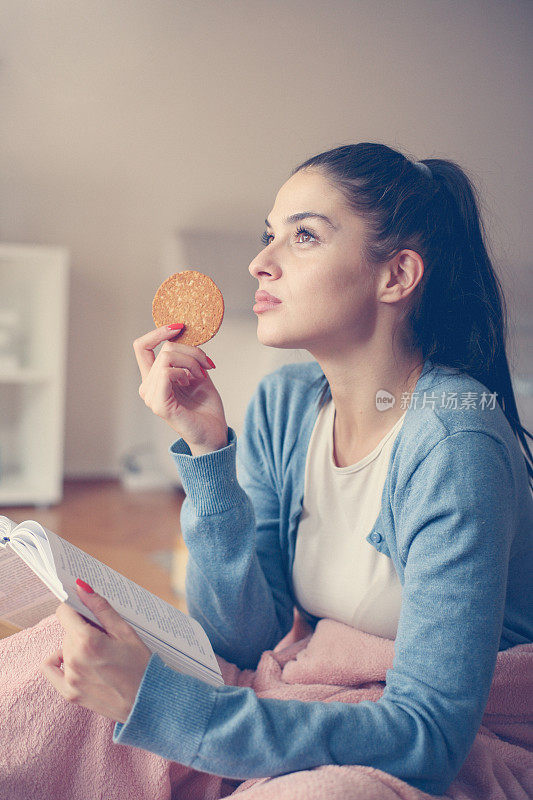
[255,290,281,303]
[253,300,282,313]
[253,290,282,314]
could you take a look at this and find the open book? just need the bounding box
[0,515,224,687]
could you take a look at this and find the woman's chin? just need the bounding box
[254,312,312,350]
[255,328,303,350]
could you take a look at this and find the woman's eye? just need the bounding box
[294,226,316,243]
[260,226,317,247]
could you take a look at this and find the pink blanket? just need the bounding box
[0,612,531,800]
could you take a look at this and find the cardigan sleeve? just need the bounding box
[114,428,517,796]
[167,377,294,670]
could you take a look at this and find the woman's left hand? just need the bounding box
[40,582,152,723]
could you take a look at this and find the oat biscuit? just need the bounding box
[152,270,224,346]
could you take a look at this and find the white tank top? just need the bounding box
[292,399,406,639]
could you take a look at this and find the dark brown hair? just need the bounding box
[291,142,533,488]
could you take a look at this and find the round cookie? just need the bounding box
[152,270,224,347]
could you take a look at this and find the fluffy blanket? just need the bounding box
[0,612,531,799]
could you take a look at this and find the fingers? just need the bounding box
[43,647,64,670]
[40,647,67,691]
[74,582,138,641]
[133,326,214,383]
[56,600,93,634]
[158,347,209,383]
[133,325,182,382]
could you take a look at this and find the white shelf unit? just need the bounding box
[0,244,69,506]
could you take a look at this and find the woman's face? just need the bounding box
[248,168,378,356]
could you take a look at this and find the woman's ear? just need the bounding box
[378,249,424,305]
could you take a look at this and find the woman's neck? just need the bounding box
[315,347,425,451]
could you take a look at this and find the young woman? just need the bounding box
[41,143,533,795]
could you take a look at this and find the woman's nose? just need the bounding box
[248,249,279,279]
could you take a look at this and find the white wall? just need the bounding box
[0,0,531,479]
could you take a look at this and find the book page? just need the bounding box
[0,515,16,541]
[0,545,62,629]
[44,527,222,683]
[7,525,64,597]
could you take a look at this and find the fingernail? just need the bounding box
[206,356,216,369]
[200,366,208,379]
[76,578,94,594]
[167,323,185,330]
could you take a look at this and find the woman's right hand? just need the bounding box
[133,326,229,455]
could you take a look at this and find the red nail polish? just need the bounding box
[76,578,94,594]
[206,356,216,369]
[167,323,185,330]
[200,366,208,379]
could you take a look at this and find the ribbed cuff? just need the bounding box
[113,653,217,766]
[168,427,244,515]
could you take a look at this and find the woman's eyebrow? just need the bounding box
[264,212,338,230]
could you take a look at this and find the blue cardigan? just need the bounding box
[113,357,533,796]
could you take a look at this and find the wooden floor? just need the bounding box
[0,479,189,638]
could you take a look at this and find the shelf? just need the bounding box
[0,473,61,506]
[0,369,53,384]
[0,243,69,507]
